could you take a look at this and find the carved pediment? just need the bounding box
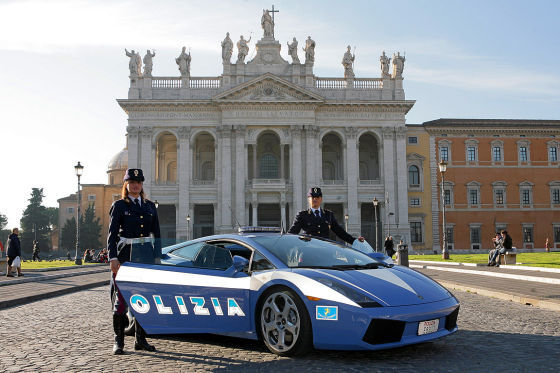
[213,73,324,103]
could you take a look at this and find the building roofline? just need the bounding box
[423,118,560,127]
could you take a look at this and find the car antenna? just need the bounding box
[228,204,242,231]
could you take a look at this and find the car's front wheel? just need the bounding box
[258,288,312,356]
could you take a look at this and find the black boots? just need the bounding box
[134,321,156,352]
[112,314,126,355]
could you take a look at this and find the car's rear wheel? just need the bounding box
[258,288,312,356]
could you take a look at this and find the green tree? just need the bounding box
[46,207,59,229]
[80,203,102,250]
[0,211,9,249]
[60,217,77,252]
[20,188,51,255]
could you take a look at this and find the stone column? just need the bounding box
[280,144,285,179]
[252,193,258,226]
[305,125,319,188]
[395,126,411,245]
[291,126,303,213]
[252,144,258,179]
[140,127,153,196]
[382,127,396,235]
[126,126,139,168]
[345,127,359,235]
[177,127,191,239]
[234,125,246,226]
[218,125,232,232]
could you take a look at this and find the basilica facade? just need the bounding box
[117,13,414,247]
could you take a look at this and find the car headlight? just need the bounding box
[315,278,382,308]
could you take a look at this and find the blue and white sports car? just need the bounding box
[116,229,459,356]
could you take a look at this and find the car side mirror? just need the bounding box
[226,255,249,276]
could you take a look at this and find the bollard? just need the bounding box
[396,244,409,267]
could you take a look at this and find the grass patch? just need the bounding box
[409,252,560,268]
[20,260,100,269]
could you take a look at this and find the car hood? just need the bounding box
[292,266,452,307]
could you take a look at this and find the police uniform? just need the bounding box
[108,168,160,355]
[288,187,355,244]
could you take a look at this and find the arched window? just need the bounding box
[260,154,278,178]
[408,165,420,186]
[358,134,379,180]
[194,133,215,181]
[156,132,178,183]
[322,133,343,180]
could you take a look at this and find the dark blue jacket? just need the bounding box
[107,197,161,263]
[288,208,355,244]
[6,233,21,257]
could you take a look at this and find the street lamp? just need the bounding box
[439,160,449,260]
[373,197,379,252]
[344,214,349,232]
[186,214,191,241]
[74,161,84,265]
[154,200,159,209]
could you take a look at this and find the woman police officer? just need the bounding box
[107,168,161,355]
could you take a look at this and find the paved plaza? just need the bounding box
[1,284,559,372]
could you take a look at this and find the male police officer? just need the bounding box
[107,168,161,355]
[289,187,364,244]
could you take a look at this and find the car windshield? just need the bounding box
[252,235,380,269]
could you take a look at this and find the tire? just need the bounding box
[124,309,135,336]
[257,288,312,356]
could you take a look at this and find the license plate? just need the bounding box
[418,319,439,335]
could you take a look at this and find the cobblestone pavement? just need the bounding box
[1,286,559,373]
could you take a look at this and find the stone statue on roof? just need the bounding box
[125,49,142,77]
[221,32,233,64]
[380,51,391,78]
[237,35,251,63]
[303,36,315,65]
[176,46,191,77]
[392,52,406,78]
[342,45,355,79]
[143,49,155,77]
[261,9,274,38]
[287,37,300,64]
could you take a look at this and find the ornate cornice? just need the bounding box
[177,127,191,139]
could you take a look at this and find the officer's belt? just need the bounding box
[116,236,154,254]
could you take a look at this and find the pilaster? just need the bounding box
[177,127,191,238]
[234,125,247,226]
[140,126,153,196]
[291,125,303,213]
[345,127,359,232]
[218,125,233,231]
[126,126,140,168]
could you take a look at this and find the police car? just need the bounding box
[116,228,459,356]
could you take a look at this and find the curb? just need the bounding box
[0,267,108,287]
[0,279,109,310]
[24,263,107,272]
[410,264,560,285]
[410,260,560,273]
[437,280,560,312]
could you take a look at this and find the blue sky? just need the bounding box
[0,0,559,229]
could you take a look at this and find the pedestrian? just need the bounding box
[288,187,365,244]
[545,237,550,253]
[488,233,502,266]
[384,236,395,257]
[489,230,513,267]
[32,240,41,261]
[6,228,23,277]
[107,168,161,355]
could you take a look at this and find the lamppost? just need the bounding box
[74,161,84,265]
[344,214,349,232]
[439,160,449,260]
[186,214,191,241]
[373,197,379,252]
[154,200,159,209]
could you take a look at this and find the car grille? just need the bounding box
[362,319,405,345]
[445,306,460,331]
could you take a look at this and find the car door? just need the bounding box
[116,241,252,335]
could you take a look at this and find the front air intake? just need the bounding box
[445,306,460,331]
[362,319,405,345]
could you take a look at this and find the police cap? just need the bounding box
[124,168,145,182]
[307,187,322,197]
